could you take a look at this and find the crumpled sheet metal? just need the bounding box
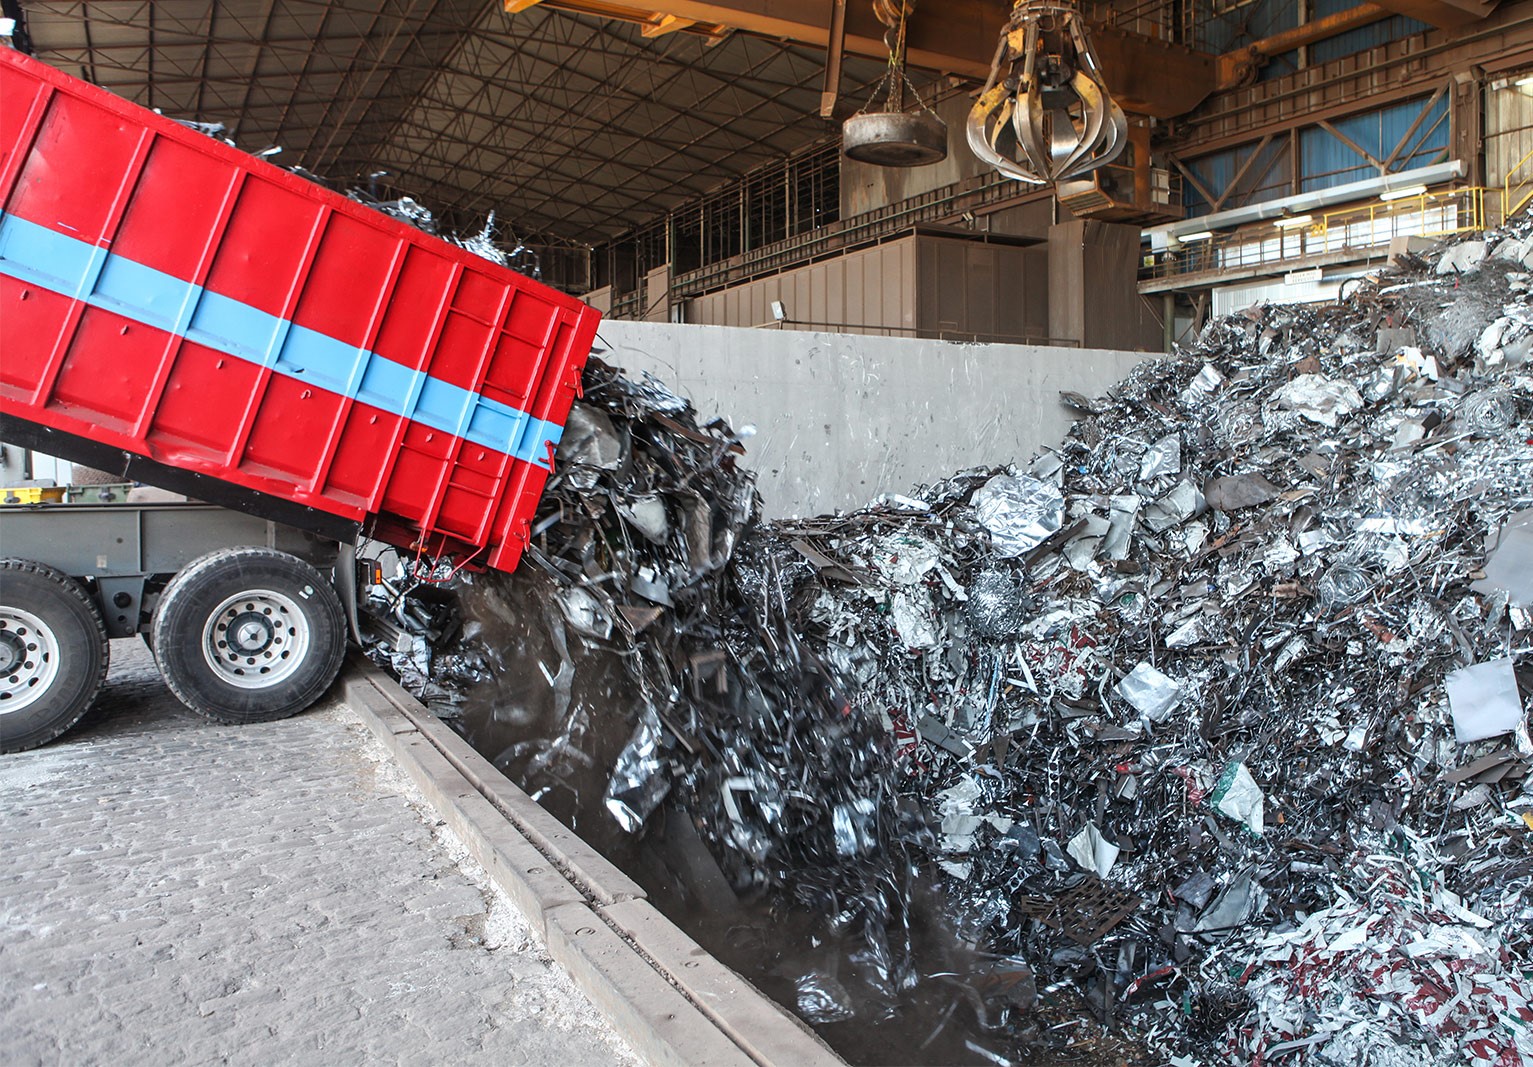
[1444,658,1525,743]
[604,704,669,832]
[1139,434,1182,481]
[1066,822,1119,878]
[345,189,532,276]
[1142,479,1204,531]
[970,474,1063,556]
[1270,373,1364,427]
[1238,836,1533,1066]
[370,195,437,232]
[1474,509,1533,607]
[967,570,1025,638]
[373,220,1533,1067]
[556,402,626,483]
[1116,662,1183,722]
[1210,761,1265,835]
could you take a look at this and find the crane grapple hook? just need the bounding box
[966,1,1127,184]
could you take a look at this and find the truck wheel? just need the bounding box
[0,560,110,753]
[151,547,345,725]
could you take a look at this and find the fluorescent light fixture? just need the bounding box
[1517,75,1533,87]
[1274,214,1313,228]
[1177,230,1214,242]
[1380,184,1427,202]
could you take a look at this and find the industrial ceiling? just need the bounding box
[13,0,1511,247]
[16,0,896,243]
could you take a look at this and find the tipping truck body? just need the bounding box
[0,49,599,751]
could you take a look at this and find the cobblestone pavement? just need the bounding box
[0,640,640,1067]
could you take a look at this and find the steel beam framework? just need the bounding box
[19,0,893,244]
[15,0,1528,253]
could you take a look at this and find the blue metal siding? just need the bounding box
[1197,0,1299,54]
[1182,148,1238,216]
[1260,50,1301,82]
[1182,93,1448,213]
[1196,0,1424,80]
[1183,138,1294,216]
[1197,0,1427,81]
[1299,93,1448,192]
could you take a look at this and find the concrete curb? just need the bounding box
[341,656,844,1067]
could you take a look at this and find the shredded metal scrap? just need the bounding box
[372,218,1533,1067]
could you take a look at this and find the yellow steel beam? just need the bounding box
[505,0,1220,116]
[641,12,697,35]
[501,0,1469,115]
[505,0,732,37]
[1215,2,1395,88]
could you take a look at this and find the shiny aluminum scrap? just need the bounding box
[966,0,1127,184]
[379,219,1533,1067]
[735,219,1533,1063]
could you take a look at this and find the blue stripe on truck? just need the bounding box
[0,211,563,469]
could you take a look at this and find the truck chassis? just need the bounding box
[0,502,357,752]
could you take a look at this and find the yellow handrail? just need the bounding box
[1317,187,1489,242]
[1506,145,1533,220]
[1140,186,1500,282]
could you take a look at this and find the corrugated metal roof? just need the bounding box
[16,1,892,244]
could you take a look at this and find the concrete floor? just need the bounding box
[0,639,640,1067]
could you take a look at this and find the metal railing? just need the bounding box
[1506,146,1533,220]
[1315,186,1496,247]
[667,172,1028,301]
[1140,186,1501,282]
[609,289,644,320]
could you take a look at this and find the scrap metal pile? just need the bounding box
[173,115,541,276]
[759,226,1533,1065]
[374,220,1533,1067]
[348,194,543,278]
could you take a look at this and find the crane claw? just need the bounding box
[966,1,1127,185]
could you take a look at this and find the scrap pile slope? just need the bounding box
[375,222,1533,1067]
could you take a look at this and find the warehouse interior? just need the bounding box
[9,0,1531,351]
[3,2,1533,1066]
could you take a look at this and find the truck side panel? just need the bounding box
[0,50,598,573]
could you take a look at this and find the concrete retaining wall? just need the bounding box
[591,320,1155,518]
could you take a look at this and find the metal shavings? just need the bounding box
[1458,386,1520,435]
[370,216,1533,1067]
[967,570,1025,638]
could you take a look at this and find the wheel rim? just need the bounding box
[0,606,62,714]
[200,588,311,690]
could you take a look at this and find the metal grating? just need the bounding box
[1015,880,1141,945]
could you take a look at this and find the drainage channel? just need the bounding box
[341,654,843,1067]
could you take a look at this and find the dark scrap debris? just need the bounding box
[369,220,1533,1067]
[174,116,542,277]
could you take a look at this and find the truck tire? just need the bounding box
[0,559,110,753]
[151,547,345,725]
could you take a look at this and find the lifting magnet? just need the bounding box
[842,110,949,167]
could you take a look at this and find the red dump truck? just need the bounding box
[0,49,600,752]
